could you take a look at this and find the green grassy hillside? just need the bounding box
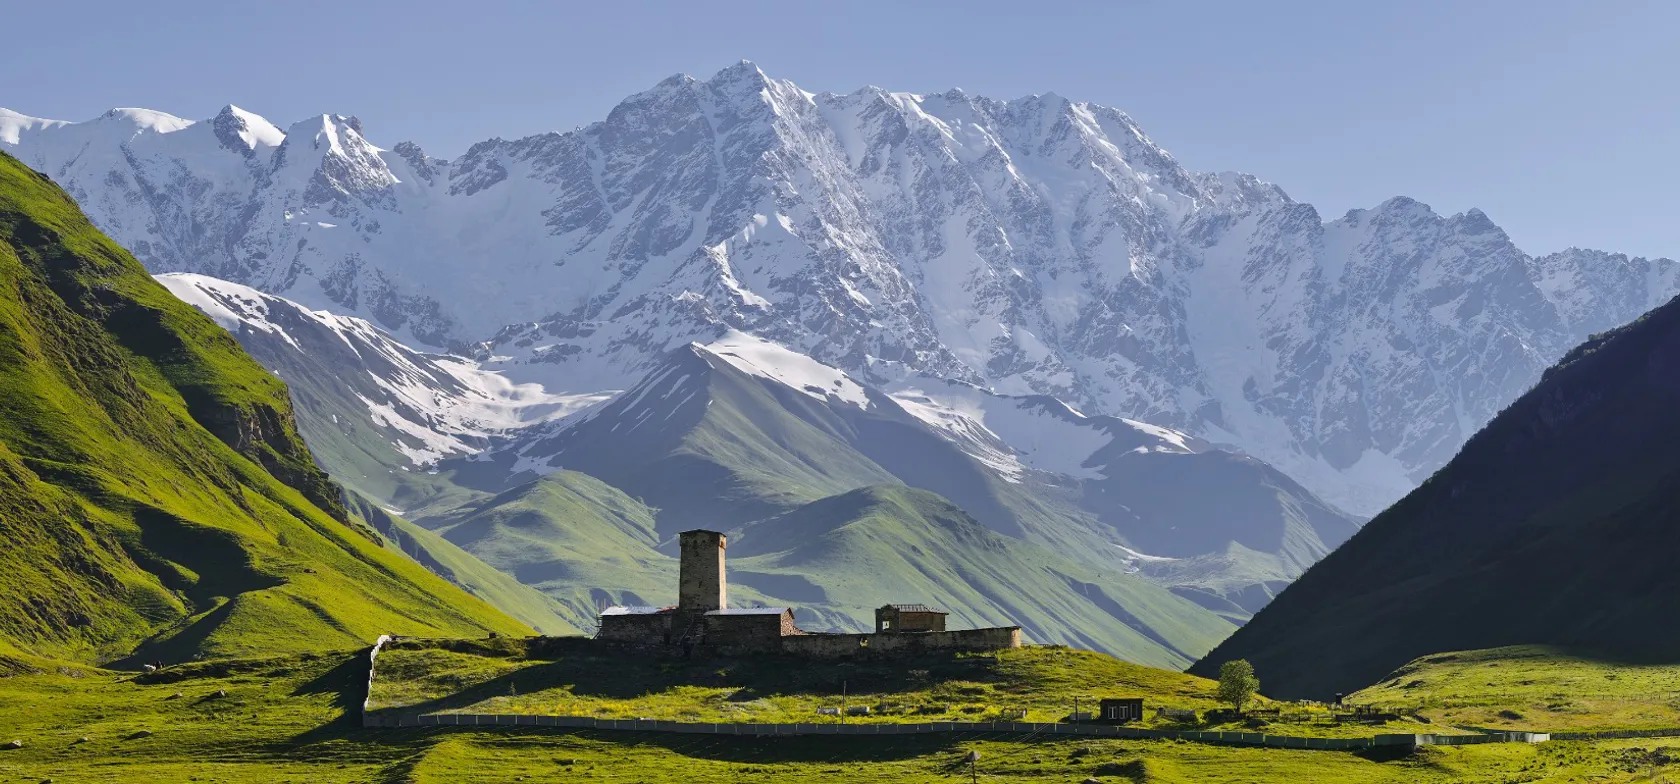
[1351,645,1680,731]
[731,485,1234,668]
[456,346,900,534]
[0,152,527,662]
[423,470,675,628]
[426,477,1234,668]
[1194,293,1680,699]
[341,494,579,635]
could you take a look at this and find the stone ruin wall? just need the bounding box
[596,621,1020,658]
[597,614,671,645]
[703,614,787,655]
[780,627,1021,659]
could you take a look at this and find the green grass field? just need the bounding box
[366,637,1442,739]
[1351,645,1680,732]
[3,647,1678,783]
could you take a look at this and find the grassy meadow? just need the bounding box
[5,643,1680,782]
[1352,645,1680,731]
[0,649,1670,783]
[367,637,1439,738]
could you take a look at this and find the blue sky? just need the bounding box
[5,0,1677,258]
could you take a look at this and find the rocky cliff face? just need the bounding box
[5,63,1673,513]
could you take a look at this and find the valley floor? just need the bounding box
[3,646,1680,783]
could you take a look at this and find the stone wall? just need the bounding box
[876,608,946,632]
[598,613,672,645]
[704,613,787,655]
[781,627,1020,658]
[898,611,946,632]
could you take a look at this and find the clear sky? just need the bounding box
[5,0,1677,259]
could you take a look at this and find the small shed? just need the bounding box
[875,604,947,633]
[1098,698,1145,723]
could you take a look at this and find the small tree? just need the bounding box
[1217,659,1260,715]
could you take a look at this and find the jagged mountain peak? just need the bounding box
[708,58,771,82]
[212,104,285,152]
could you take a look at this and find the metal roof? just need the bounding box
[880,603,945,614]
[705,607,790,616]
[599,605,675,616]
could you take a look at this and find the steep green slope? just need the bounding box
[0,152,527,662]
[341,494,578,635]
[424,470,673,630]
[731,485,1234,669]
[1193,294,1680,698]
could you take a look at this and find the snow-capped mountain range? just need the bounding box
[6,61,1675,514]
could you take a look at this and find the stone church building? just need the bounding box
[597,530,1021,657]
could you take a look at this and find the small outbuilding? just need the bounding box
[1098,698,1145,723]
[875,604,947,633]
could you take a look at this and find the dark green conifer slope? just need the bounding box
[0,152,527,664]
[1193,293,1680,698]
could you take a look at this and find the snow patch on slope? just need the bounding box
[890,380,1198,482]
[164,272,302,349]
[158,273,606,465]
[700,331,872,408]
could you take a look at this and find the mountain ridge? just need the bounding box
[5,61,1674,517]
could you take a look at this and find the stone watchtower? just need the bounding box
[678,529,727,613]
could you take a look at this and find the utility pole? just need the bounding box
[841,679,848,725]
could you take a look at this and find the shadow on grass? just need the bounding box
[293,648,375,715]
[355,725,990,766]
[377,637,1008,716]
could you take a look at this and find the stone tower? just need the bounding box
[678,529,727,612]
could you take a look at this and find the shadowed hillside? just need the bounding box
[1193,293,1680,698]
